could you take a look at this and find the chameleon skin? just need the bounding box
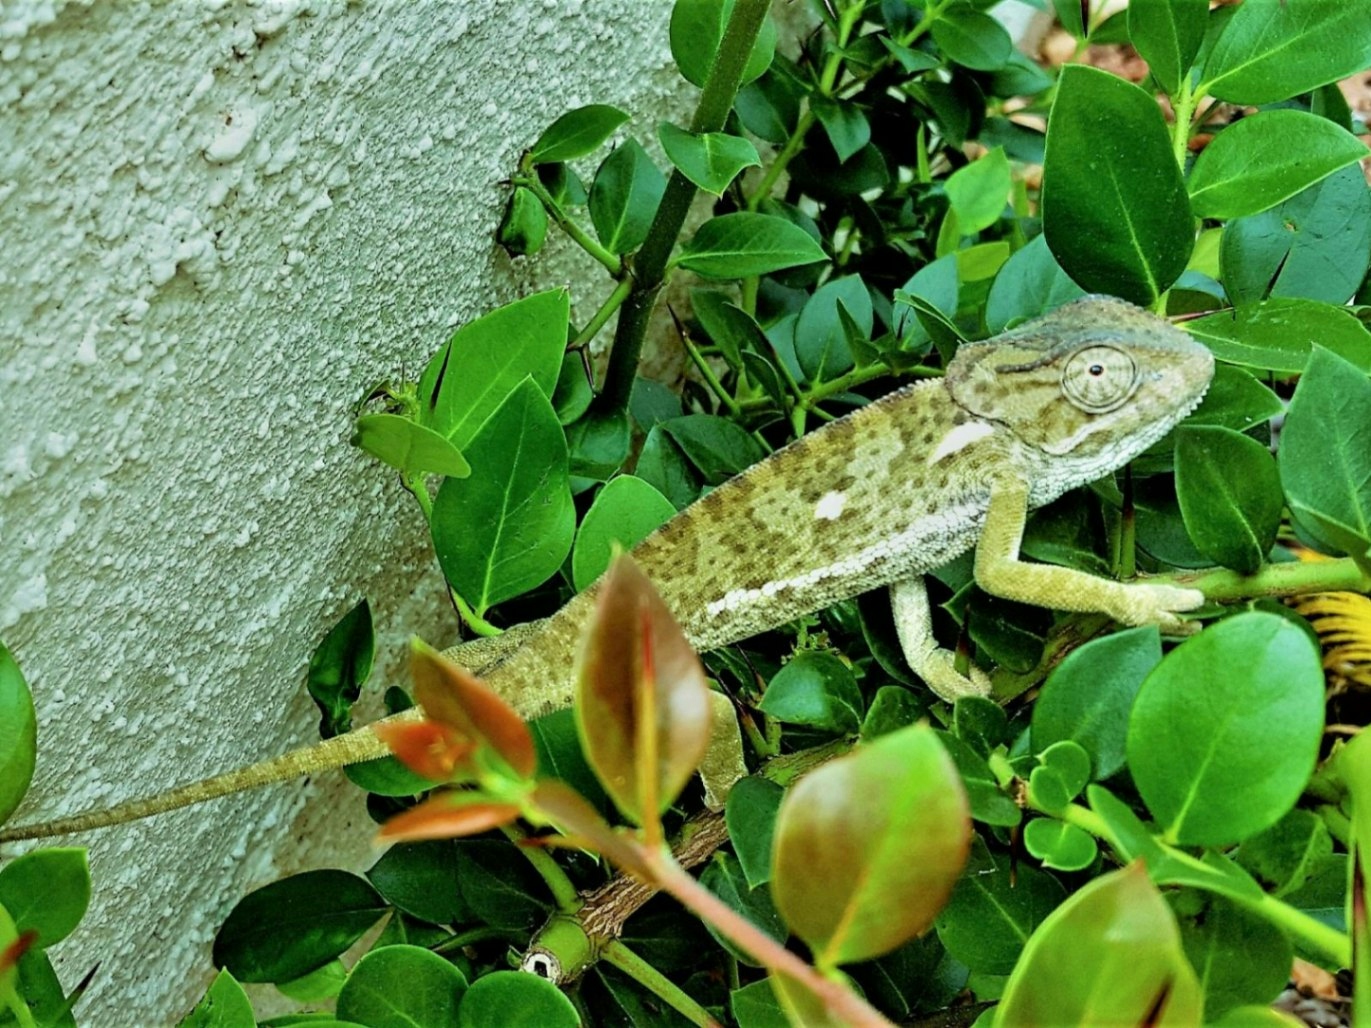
[0,296,1214,841]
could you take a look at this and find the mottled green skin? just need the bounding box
[1,297,1214,840]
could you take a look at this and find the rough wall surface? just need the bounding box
[0,0,682,1022]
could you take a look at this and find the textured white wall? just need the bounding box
[0,0,683,1022]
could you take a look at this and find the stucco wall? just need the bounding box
[0,0,684,1022]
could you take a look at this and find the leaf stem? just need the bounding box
[452,590,502,638]
[404,473,434,520]
[514,173,623,276]
[572,277,633,351]
[501,823,583,912]
[1166,556,1371,605]
[602,939,716,1027]
[682,330,743,417]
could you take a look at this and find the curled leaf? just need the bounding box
[377,792,520,844]
[374,720,476,783]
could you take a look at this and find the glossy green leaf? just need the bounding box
[457,970,578,1028]
[180,969,255,1028]
[1188,365,1283,432]
[758,651,862,735]
[353,415,471,481]
[795,276,871,382]
[1174,893,1291,1018]
[417,288,570,450]
[1233,808,1333,898]
[589,139,666,254]
[937,731,1022,828]
[725,776,784,888]
[702,852,786,965]
[661,414,766,484]
[366,841,468,926]
[571,476,675,590]
[344,755,435,798]
[984,235,1086,334]
[306,599,373,739]
[3,948,74,1028]
[735,68,801,145]
[935,856,1066,973]
[1188,110,1368,220]
[1032,626,1161,781]
[731,978,787,1028]
[994,864,1202,1026]
[453,840,552,930]
[1051,0,1085,38]
[657,123,759,196]
[1127,0,1206,95]
[1200,2,1371,105]
[1221,165,1371,307]
[860,686,925,739]
[634,425,702,510]
[945,148,1010,235]
[431,378,574,613]
[212,870,387,983]
[0,643,35,824]
[812,99,870,164]
[552,352,592,426]
[1280,346,1371,561]
[677,213,826,279]
[336,945,467,1028]
[772,724,970,967]
[0,849,89,948]
[1175,425,1282,573]
[1185,298,1371,374]
[691,289,761,370]
[275,960,347,1004]
[528,104,629,165]
[1042,65,1193,305]
[930,6,1012,71]
[1023,819,1097,872]
[529,708,609,812]
[495,186,548,256]
[565,406,631,481]
[1128,612,1325,846]
[669,0,777,89]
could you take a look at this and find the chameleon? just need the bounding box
[0,294,1214,841]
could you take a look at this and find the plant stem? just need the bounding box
[1165,557,1371,605]
[596,0,772,414]
[746,109,815,213]
[514,173,623,276]
[572,277,633,350]
[452,590,502,638]
[602,940,716,1027]
[404,474,434,520]
[502,823,582,912]
[682,330,742,416]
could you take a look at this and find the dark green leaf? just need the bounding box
[455,840,552,930]
[1188,365,1283,432]
[589,140,666,254]
[725,775,784,888]
[1186,298,1371,374]
[1234,808,1333,898]
[734,69,801,145]
[180,969,255,1028]
[366,841,468,926]
[528,105,629,165]
[1127,612,1325,846]
[661,414,766,484]
[1127,0,1206,95]
[306,600,374,739]
[530,708,609,812]
[812,99,871,164]
[893,255,958,354]
[336,945,467,1028]
[1042,65,1193,305]
[677,213,827,280]
[431,378,574,613]
[1174,893,1292,1019]
[571,476,675,590]
[860,686,925,740]
[658,123,759,196]
[0,642,36,823]
[495,186,548,256]
[565,406,631,481]
[1188,110,1368,220]
[701,852,786,965]
[795,276,871,382]
[984,235,1087,334]
[0,848,89,948]
[1051,0,1086,38]
[1175,425,1282,573]
[931,6,1013,71]
[691,289,758,370]
[633,426,702,510]
[669,0,777,89]
[935,856,1065,973]
[212,870,387,983]
[551,352,592,426]
[731,978,787,1028]
[937,731,1022,828]
[758,650,862,734]
[458,970,578,1028]
[344,755,434,798]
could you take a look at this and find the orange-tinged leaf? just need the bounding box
[771,723,970,968]
[574,555,711,824]
[0,929,35,978]
[374,719,475,782]
[994,862,1203,1026]
[410,638,537,777]
[377,792,520,843]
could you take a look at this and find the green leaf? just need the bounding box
[431,378,574,613]
[551,352,592,426]
[306,599,374,739]
[1188,365,1283,432]
[495,186,548,257]
[418,288,570,450]
[660,414,767,484]
[1042,65,1193,305]
[179,969,255,1028]
[794,276,871,382]
[353,415,472,480]
[1051,0,1086,38]
[4,948,74,1028]
[701,852,786,965]
[860,686,925,739]
[1175,425,1282,574]
[677,212,826,279]
[458,970,579,1028]
[758,650,862,735]
[669,0,777,89]
[588,140,666,255]
[529,708,609,812]
[336,945,468,1028]
[691,289,762,370]
[995,864,1202,1025]
[571,476,676,590]
[1185,298,1371,374]
[0,643,36,823]
[731,978,787,1028]
[365,841,469,926]
[1221,165,1371,307]
[1200,2,1371,105]
[454,840,551,930]
[937,731,1023,828]
[772,724,971,967]
[935,855,1066,973]
[212,870,387,983]
[565,407,631,481]
[1127,0,1207,95]
[930,5,1013,71]
[1032,626,1161,781]
[528,104,629,165]
[0,849,89,948]
[1023,819,1097,872]
[1233,808,1333,898]
[1127,612,1325,846]
[812,99,870,164]
[725,776,784,889]
[344,756,435,798]
[657,123,759,196]
[633,425,702,510]
[1174,893,1292,1019]
[735,68,801,145]
[944,147,1010,235]
[1280,345,1371,560]
[1187,110,1368,220]
[275,961,347,1004]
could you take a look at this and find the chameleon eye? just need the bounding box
[1062,346,1138,413]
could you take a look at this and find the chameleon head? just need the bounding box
[944,295,1215,462]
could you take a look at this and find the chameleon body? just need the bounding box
[0,296,1214,841]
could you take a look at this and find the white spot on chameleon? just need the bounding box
[928,419,994,465]
[814,490,847,520]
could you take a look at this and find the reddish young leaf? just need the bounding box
[0,929,35,978]
[377,792,520,843]
[410,638,537,778]
[574,555,711,825]
[771,724,971,968]
[374,719,476,783]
